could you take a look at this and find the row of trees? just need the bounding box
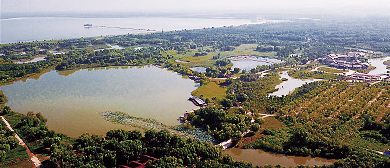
[48,129,253,167]
[54,47,172,70]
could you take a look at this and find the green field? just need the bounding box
[191,79,228,102]
[317,67,345,73]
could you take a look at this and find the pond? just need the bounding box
[223,148,336,167]
[15,56,46,64]
[190,67,207,73]
[269,71,322,96]
[0,66,198,137]
[175,59,189,63]
[107,44,124,50]
[230,56,283,72]
[367,56,390,75]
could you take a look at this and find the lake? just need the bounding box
[1,16,253,44]
[230,56,283,72]
[269,71,322,96]
[190,67,207,73]
[223,148,336,167]
[367,56,390,75]
[0,66,198,137]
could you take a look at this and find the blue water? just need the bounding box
[1,16,252,44]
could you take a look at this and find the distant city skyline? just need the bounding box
[2,0,390,17]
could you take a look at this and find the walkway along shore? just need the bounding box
[1,116,42,168]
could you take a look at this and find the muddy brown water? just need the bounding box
[223,148,337,167]
[1,66,198,137]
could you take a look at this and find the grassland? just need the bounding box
[317,67,345,73]
[191,79,228,102]
[0,146,30,168]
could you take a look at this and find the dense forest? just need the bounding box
[1,17,390,167]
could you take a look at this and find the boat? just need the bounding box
[84,24,92,27]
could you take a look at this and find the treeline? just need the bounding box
[0,55,59,83]
[288,69,340,79]
[186,107,261,143]
[48,129,255,167]
[54,47,172,70]
[0,63,40,81]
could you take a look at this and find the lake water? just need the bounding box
[1,16,253,44]
[223,148,336,167]
[189,56,283,73]
[367,56,390,75]
[269,71,322,96]
[0,66,198,137]
[230,56,283,72]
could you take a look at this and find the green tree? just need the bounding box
[233,67,241,74]
[146,156,183,168]
[250,123,260,132]
[1,106,11,115]
[220,98,233,108]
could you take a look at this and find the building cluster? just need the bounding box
[319,52,369,70]
[347,73,389,83]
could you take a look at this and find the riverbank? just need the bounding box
[0,66,55,87]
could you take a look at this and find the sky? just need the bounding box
[2,0,390,17]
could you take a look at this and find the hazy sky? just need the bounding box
[2,0,390,17]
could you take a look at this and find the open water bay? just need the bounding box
[1,16,252,44]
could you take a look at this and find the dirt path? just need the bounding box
[258,113,278,118]
[218,139,233,150]
[1,116,42,168]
